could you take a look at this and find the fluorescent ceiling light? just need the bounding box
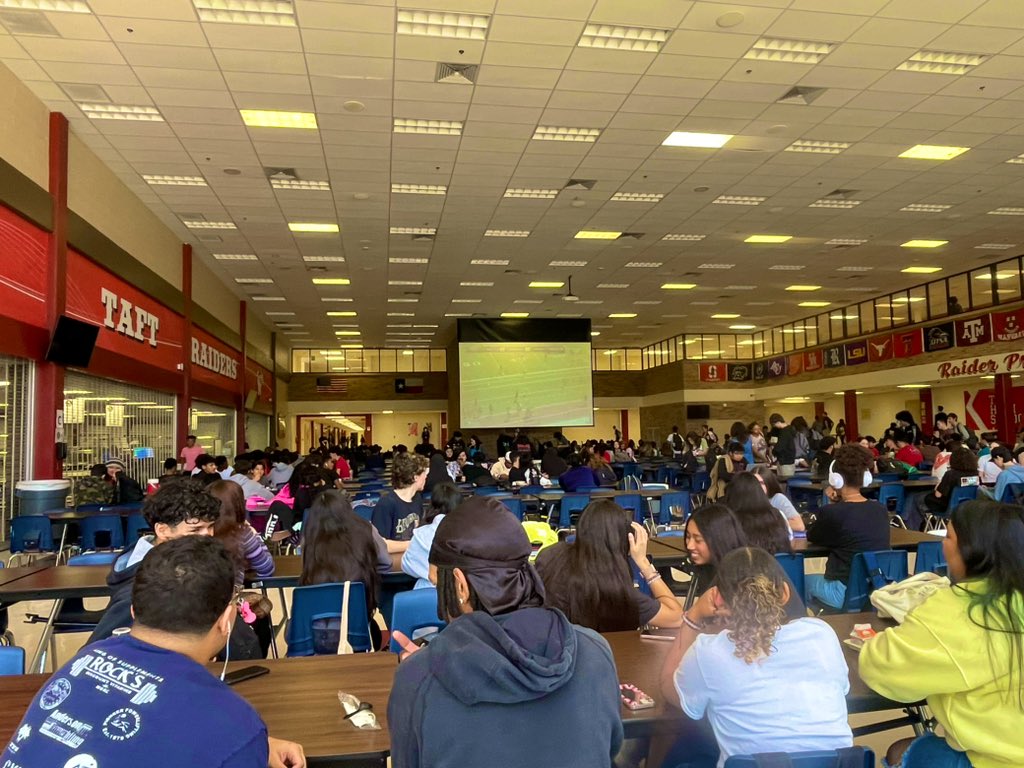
[575,230,621,240]
[388,280,423,286]
[312,278,350,285]
[533,126,601,142]
[143,174,206,186]
[334,331,361,336]
[769,264,805,271]
[338,344,363,349]
[445,313,472,317]
[460,281,493,287]
[396,9,489,40]
[826,238,868,245]
[899,145,969,161]
[624,262,661,268]
[393,118,463,135]
[730,324,756,330]
[514,300,543,304]
[830,313,858,320]
[699,263,734,269]
[975,271,1019,280]
[387,312,415,317]
[194,0,296,25]
[711,313,740,319]
[836,266,873,272]
[322,297,353,302]
[901,203,952,213]
[501,312,529,318]
[578,23,669,53]
[271,179,330,191]
[388,298,418,303]
[240,109,315,129]
[890,297,925,303]
[745,234,791,244]
[662,234,705,241]
[989,207,1024,216]
[1007,154,1024,165]
[901,266,942,273]
[304,256,345,262]
[661,283,696,290]
[528,281,564,288]
[897,49,985,76]
[213,254,256,261]
[389,227,436,235]
[976,243,1016,250]
[549,260,587,267]
[0,0,90,10]
[591,331,600,336]
[597,284,628,288]
[183,220,235,229]
[609,313,637,318]
[471,259,509,265]
[611,192,664,203]
[80,103,163,121]
[390,258,429,265]
[392,183,446,195]
[901,240,947,248]
[289,222,339,233]
[896,384,930,389]
[265,311,295,316]
[744,37,834,64]
[235,278,272,284]
[810,199,861,209]
[799,301,831,307]
[451,299,481,303]
[251,296,285,301]
[662,131,732,148]
[785,285,821,292]
[713,195,764,205]
[785,140,849,154]
[503,188,558,199]
[485,230,530,237]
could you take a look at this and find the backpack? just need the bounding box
[75,476,113,506]
[707,456,733,502]
[671,433,683,451]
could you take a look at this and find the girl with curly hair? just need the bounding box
[659,547,852,765]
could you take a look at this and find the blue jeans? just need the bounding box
[897,733,973,768]
[805,573,847,608]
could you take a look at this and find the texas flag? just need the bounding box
[867,333,894,362]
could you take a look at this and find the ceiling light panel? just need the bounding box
[390,257,429,264]
[79,104,163,122]
[836,266,873,272]
[485,230,530,237]
[528,281,564,288]
[798,301,831,307]
[194,0,296,25]
[744,37,835,65]
[240,109,316,129]
[901,203,952,213]
[460,281,493,287]
[624,262,662,268]
[143,175,206,186]
[745,235,791,244]
[183,220,235,229]
[549,260,587,267]
[785,285,821,292]
[902,266,942,273]
[532,126,601,142]
[611,192,664,203]
[785,140,850,154]
[389,226,436,235]
[597,283,629,288]
[289,222,339,233]
[662,132,732,148]
[976,243,1016,250]
[397,9,489,40]
[698,263,734,269]
[393,118,463,135]
[810,199,861,209]
[578,23,669,53]
[901,240,947,248]
[1007,155,1024,165]
[769,265,805,271]
[899,145,969,161]
[661,234,705,241]
[897,50,985,76]
[470,259,509,265]
[235,278,273,284]
[989,208,1024,216]
[713,195,764,205]
[575,231,621,240]
[313,278,351,285]
[1,0,89,10]
[304,256,345,262]
[609,313,637,318]
[388,280,423,286]
[662,283,696,290]
[271,179,330,190]
[392,183,447,195]
[826,238,868,246]
[213,254,257,261]
[504,188,558,199]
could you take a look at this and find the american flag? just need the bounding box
[316,376,349,393]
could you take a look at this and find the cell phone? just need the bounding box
[223,666,270,686]
[640,627,677,642]
[960,476,979,487]
[620,683,655,710]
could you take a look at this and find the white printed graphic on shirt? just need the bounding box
[70,650,163,705]
[15,728,29,745]
[62,755,97,768]
[101,709,140,742]
[39,679,72,711]
[3,759,25,768]
[40,710,93,750]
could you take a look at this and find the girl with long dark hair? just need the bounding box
[536,500,682,631]
[861,500,1024,768]
[723,473,793,553]
[684,504,748,594]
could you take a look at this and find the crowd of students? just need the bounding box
[4,420,1023,768]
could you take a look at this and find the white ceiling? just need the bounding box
[3,0,1024,350]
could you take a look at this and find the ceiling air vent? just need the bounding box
[411,234,435,242]
[264,167,298,181]
[564,179,597,190]
[825,188,859,199]
[620,232,644,240]
[0,9,60,36]
[196,234,222,243]
[777,86,826,105]
[436,63,478,84]
[59,83,110,103]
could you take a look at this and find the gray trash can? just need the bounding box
[15,479,71,517]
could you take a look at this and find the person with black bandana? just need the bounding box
[388,496,623,768]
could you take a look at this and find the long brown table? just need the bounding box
[0,613,907,765]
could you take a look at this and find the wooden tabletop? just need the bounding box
[0,564,111,601]
[45,508,140,521]
[0,561,56,589]
[253,554,408,589]
[787,478,938,492]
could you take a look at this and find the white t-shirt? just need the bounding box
[980,459,1001,484]
[676,617,852,767]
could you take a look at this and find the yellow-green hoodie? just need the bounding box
[859,580,1024,768]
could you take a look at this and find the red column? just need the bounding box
[364,413,373,447]
[843,390,858,442]
[440,411,448,446]
[620,409,629,442]
[33,112,69,479]
[919,388,933,433]
[994,373,1016,446]
[238,300,247,452]
[177,244,193,456]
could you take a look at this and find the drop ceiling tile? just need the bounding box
[661,30,757,58]
[215,49,308,75]
[116,43,219,70]
[102,18,208,47]
[488,15,582,45]
[565,48,655,75]
[224,71,312,96]
[42,11,111,41]
[295,1,395,32]
[788,0,888,14]
[133,66,226,90]
[2,58,47,81]
[483,41,573,69]
[395,37,485,63]
[38,61,141,86]
[475,64,562,89]
[19,38,125,65]
[930,25,1024,55]
[494,0,595,20]
[201,24,303,53]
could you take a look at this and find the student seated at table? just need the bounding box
[507,451,534,485]
[210,480,275,583]
[978,444,1008,485]
[860,500,1024,768]
[707,442,747,501]
[540,445,568,478]
[659,548,852,766]
[2,537,305,768]
[402,482,461,589]
[425,452,453,495]
[810,436,837,479]
[805,445,889,609]
[588,449,618,486]
[982,444,1024,501]
[723,473,794,552]
[388,497,623,768]
[536,499,682,631]
[685,504,749,596]
[893,430,924,468]
[752,466,805,532]
[76,462,115,505]
[267,458,330,542]
[89,480,264,660]
[923,447,978,516]
[229,458,276,502]
[302,490,392,650]
[371,452,427,549]
[559,452,601,492]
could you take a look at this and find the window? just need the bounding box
[190,401,236,460]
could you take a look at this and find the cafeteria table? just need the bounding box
[45,506,141,556]
[0,613,916,766]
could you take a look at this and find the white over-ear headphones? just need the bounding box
[828,460,872,490]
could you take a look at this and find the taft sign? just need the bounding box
[101,288,160,347]
[937,351,1024,380]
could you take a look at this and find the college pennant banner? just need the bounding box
[955,315,992,347]
[845,340,868,365]
[786,354,803,376]
[766,357,786,378]
[893,329,923,358]
[824,345,846,368]
[867,333,894,363]
[753,360,768,381]
[991,308,1024,343]
[728,363,752,382]
[803,349,823,372]
[699,363,727,383]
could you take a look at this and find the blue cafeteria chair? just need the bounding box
[389,588,446,653]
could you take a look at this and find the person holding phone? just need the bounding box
[536,499,683,632]
[0,537,305,768]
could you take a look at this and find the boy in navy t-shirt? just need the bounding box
[0,537,304,767]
